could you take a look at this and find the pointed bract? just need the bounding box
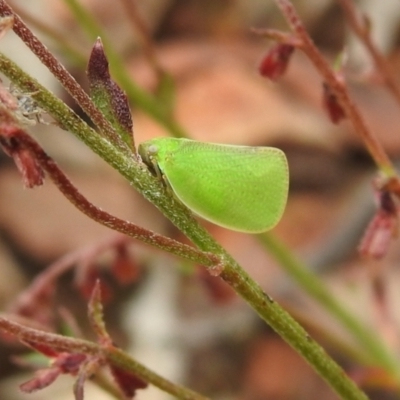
[88,38,134,149]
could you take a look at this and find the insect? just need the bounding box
[138,138,289,233]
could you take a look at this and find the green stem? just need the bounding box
[259,232,400,381]
[0,53,218,267]
[0,53,369,400]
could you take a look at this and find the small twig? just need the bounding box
[259,232,400,379]
[250,27,300,46]
[14,128,220,268]
[273,0,397,178]
[2,118,372,400]
[0,0,130,155]
[7,0,86,64]
[0,6,375,397]
[337,0,400,106]
[0,315,210,400]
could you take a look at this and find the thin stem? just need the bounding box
[274,0,396,178]
[14,128,219,268]
[10,236,127,316]
[251,27,299,44]
[337,0,400,106]
[0,53,218,267]
[10,241,109,314]
[0,1,130,155]
[259,232,400,380]
[0,315,210,400]
[0,7,371,398]
[7,0,87,65]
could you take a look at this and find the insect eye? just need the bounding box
[148,144,159,156]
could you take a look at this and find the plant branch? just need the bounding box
[9,235,129,316]
[273,0,397,178]
[337,0,400,106]
[0,1,131,155]
[7,0,86,65]
[11,127,219,267]
[0,53,370,400]
[0,6,371,398]
[259,232,400,379]
[0,315,210,400]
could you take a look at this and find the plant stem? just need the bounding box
[337,0,400,107]
[0,3,374,398]
[7,1,86,65]
[0,315,210,400]
[0,51,370,400]
[0,55,217,266]
[259,232,400,381]
[0,0,130,155]
[274,0,397,178]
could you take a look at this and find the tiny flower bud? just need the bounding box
[359,190,398,259]
[88,38,134,149]
[322,82,346,124]
[259,44,294,81]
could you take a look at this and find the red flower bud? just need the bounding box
[322,82,346,124]
[259,44,294,81]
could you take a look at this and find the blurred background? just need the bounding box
[1,0,400,399]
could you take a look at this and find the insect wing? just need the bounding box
[159,141,288,232]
